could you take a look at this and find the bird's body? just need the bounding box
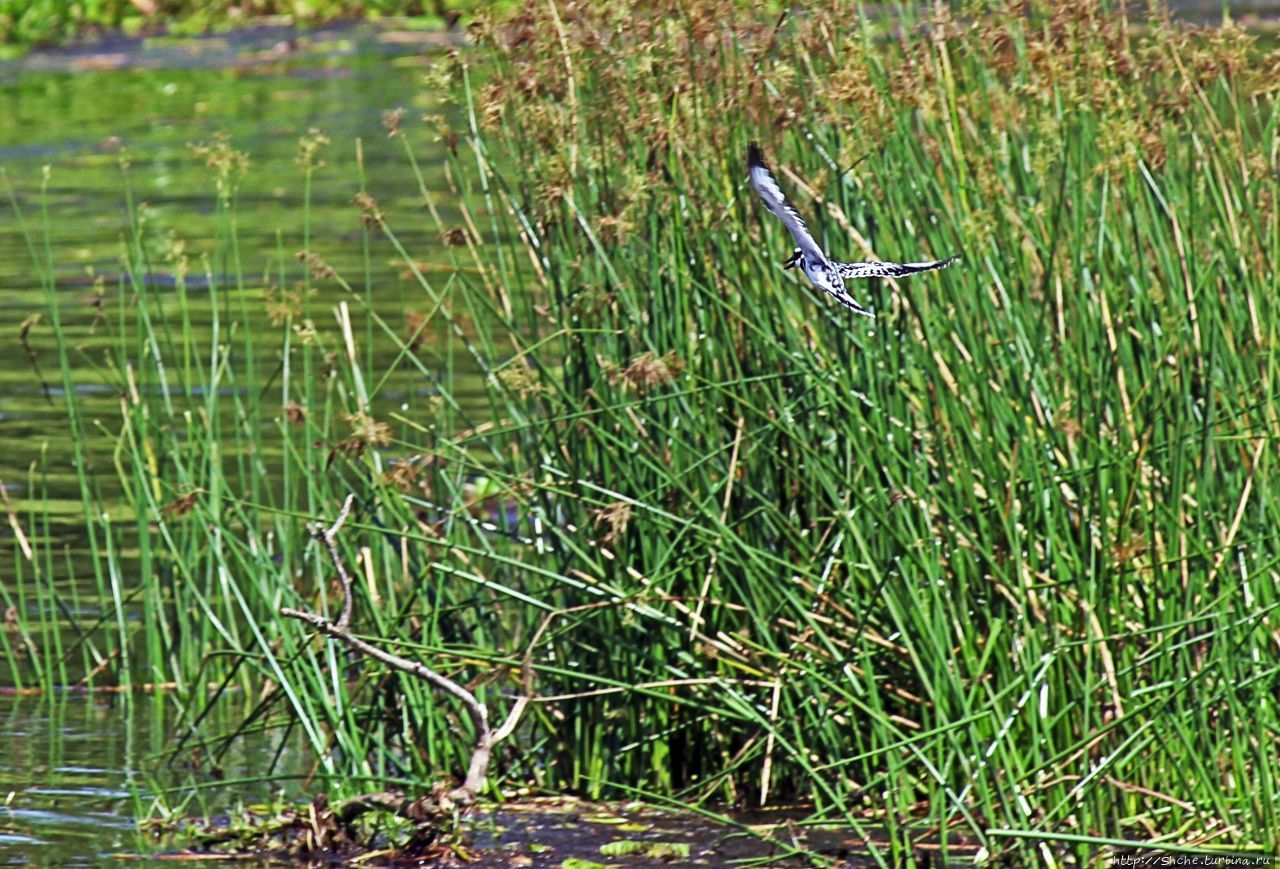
[746,142,958,318]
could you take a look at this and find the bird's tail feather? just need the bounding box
[899,254,960,274]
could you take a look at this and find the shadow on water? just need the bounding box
[465,800,983,867]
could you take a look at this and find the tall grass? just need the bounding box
[8,0,1280,863]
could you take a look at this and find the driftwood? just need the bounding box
[280,495,530,807]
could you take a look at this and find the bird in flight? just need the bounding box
[746,142,958,318]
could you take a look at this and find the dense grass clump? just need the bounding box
[444,0,1280,855]
[11,0,1280,863]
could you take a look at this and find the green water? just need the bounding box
[0,691,310,866]
[0,22,477,550]
[0,23,463,864]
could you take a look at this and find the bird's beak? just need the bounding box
[783,250,801,270]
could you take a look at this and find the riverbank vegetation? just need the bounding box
[7,0,1280,863]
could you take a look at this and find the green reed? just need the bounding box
[5,0,1280,864]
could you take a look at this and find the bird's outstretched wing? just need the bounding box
[836,255,960,280]
[823,283,876,318]
[747,142,829,267]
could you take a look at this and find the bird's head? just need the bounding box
[783,248,803,270]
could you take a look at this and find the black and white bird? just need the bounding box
[747,142,958,318]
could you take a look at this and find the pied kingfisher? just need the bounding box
[747,142,959,318]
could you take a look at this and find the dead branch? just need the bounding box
[308,493,356,630]
[281,495,529,805]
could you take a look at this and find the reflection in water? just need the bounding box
[0,690,306,866]
[0,21,470,529]
[0,21,479,625]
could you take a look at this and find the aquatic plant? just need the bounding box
[8,0,1280,862]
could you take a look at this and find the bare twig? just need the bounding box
[282,494,529,805]
[278,606,489,738]
[307,493,355,630]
